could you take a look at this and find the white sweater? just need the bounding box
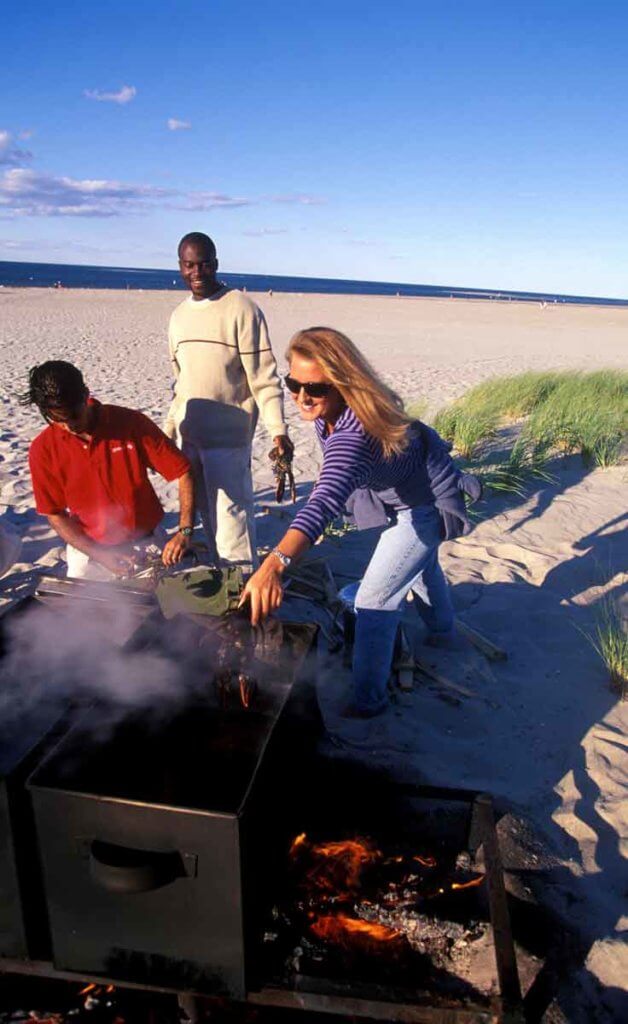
[165,287,286,448]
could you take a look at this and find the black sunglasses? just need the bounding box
[284,374,334,398]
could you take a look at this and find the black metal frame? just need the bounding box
[1,787,524,1023]
[1,596,523,1021]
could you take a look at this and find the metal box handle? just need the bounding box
[89,840,187,894]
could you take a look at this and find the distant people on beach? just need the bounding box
[22,361,195,579]
[164,231,292,570]
[239,327,479,718]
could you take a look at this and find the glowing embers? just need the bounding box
[283,831,487,977]
[290,833,382,899]
[309,913,406,954]
[78,982,116,1012]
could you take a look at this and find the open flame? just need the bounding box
[290,832,381,897]
[310,913,404,951]
[287,831,485,961]
[451,877,484,892]
[413,854,437,867]
[290,832,307,853]
[79,982,116,1010]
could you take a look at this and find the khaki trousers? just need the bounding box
[182,443,258,570]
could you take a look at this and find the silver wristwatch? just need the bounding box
[271,547,291,568]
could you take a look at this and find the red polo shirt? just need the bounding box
[29,400,190,546]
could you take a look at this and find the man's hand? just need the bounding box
[93,548,137,578]
[162,530,190,566]
[273,434,294,459]
[238,556,284,626]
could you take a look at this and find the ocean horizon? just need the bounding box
[1,259,627,307]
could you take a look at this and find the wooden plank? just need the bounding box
[473,795,523,1017]
[414,657,479,699]
[394,625,415,691]
[457,620,507,662]
[396,666,415,691]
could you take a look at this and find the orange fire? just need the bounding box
[238,673,255,709]
[290,832,307,854]
[79,983,97,995]
[290,833,381,897]
[413,854,437,867]
[451,876,484,892]
[310,913,404,951]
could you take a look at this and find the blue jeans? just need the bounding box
[342,505,454,712]
[356,504,454,630]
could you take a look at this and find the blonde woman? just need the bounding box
[240,327,475,717]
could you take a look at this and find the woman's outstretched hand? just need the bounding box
[238,556,284,625]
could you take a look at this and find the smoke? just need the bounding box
[0,590,222,740]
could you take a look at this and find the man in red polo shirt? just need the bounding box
[24,361,195,579]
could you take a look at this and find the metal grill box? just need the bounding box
[0,600,72,961]
[27,621,316,998]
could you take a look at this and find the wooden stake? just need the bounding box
[414,656,479,699]
[394,624,415,691]
[456,620,507,662]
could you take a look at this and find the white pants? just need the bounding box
[183,443,258,570]
[66,527,167,580]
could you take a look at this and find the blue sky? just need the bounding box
[1,0,627,296]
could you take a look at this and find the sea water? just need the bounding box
[1,260,626,306]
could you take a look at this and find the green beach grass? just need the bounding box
[432,370,627,470]
[582,597,628,699]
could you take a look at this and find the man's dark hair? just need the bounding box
[177,232,217,258]
[19,361,87,413]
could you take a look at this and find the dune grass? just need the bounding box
[405,398,428,421]
[583,597,628,699]
[473,438,556,498]
[432,370,627,468]
[521,371,627,468]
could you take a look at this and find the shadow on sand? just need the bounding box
[303,489,627,1022]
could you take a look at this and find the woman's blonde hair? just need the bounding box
[287,327,412,457]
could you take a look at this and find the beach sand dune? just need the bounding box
[1,287,626,1019]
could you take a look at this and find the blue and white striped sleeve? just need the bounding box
[290,430,377,543]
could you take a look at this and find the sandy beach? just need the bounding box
[1,287,627,1020]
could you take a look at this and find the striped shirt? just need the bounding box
[290,406,431,543]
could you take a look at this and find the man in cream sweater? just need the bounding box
[165,232,291,569]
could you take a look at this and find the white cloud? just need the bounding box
[0,168,170,218]
[0,130,33,167]
[243,228,288,237]
[269,193,325,205]
[167,118,191,131]
[84,85,137,105]
[0,238,123,255]
[178,191,253,211]
[0,162,324,220]
[0,170,253,219]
